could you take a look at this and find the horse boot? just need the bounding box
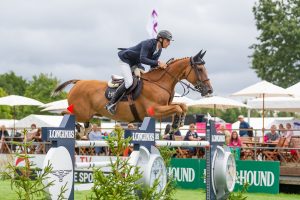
[105,82,126,115]
[179,114,186,127]
[171,114,181,129]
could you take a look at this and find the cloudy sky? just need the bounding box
[0,0,260,99]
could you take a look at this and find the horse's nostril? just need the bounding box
[208,89,213,94]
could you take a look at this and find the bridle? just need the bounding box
[142,57,210,97]
[184,57,210,95]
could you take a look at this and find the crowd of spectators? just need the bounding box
[0,117,298,161]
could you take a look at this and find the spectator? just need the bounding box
[265,125,280,143]
[75,123,85,140]
[163,124,181,140]
[283,123,293,146]
[25,123,38,142]
[34,128,45,154]
[123,123,136,156]
[238,115,250,137]
[184,123,200,141]
[110,123,122,138]
[88,124,105,155]
[229,131,242,147]
[184,123,201,154]
[0,125,9,139]
[0,125,9,152]
[278,124,286,136]
[247,127,254,137]
[219,124,231,145]
[127,123,135,130]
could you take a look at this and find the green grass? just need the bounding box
[0,180,300,200]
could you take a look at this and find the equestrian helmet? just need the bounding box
[157,30,173,41]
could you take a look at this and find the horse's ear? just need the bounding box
[195,50,202,59]
[200,50,206,59]
[193,50,202,63]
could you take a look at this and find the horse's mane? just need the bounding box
[146,57,190,74]
[167,57,190,66]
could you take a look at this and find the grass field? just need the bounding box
[1,180,300,200]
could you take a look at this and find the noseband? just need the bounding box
[185,57,210,94]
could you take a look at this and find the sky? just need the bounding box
[0,0,260,100]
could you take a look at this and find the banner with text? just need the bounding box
[169,159,279,194]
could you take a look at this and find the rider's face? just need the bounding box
[162,39,170,48]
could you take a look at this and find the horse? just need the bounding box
[53,50,213,128]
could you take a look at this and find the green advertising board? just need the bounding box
[169,159,203,189]
[169,159,280,194]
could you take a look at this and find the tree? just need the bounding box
[251,0,300,88]
[0,87,12,119]
[0,71,28,95]
[20,73,67,118]
[24,73,66,103]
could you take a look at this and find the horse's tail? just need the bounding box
[52,79,80,96]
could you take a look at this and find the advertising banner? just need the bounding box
[169,159,280,194]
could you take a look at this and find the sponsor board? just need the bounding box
[169,159,279,194]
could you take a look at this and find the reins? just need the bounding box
[141,57,208,97]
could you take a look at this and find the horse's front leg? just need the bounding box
[171,103,188,127]
[147,104,184,129]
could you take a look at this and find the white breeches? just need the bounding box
[120,62,133,89]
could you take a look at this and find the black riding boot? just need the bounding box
[105,83,127,115]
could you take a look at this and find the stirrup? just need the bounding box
[105,103,117,115]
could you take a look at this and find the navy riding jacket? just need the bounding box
[118,38,162,69]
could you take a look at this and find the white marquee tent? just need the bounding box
[287,82,300,97]
[247,97,300,112]
[15,115,63,128]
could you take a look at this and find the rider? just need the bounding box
[105,30,173,115]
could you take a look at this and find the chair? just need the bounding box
[176,147,190,158]
[263,137,286,161]
[240,137,254,160]
[284,137,300,163]
[174,136,188,158]
[174,136,183,141]
[0,140,11,153]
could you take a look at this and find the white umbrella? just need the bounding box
[231,80,294,135]
[41,99,68,113]
[0,95,44,106]
[0,95,44,136]
[172,93,193,104]
[247,97,300,112]
[188,95,248,120]
[188,95,248,109]
[286,82,300,97]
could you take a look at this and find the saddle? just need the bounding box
[105,75,143,101]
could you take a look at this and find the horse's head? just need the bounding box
[184,50,213,96]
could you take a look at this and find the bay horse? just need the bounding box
[53,50,213,128]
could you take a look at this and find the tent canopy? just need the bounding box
[247,97,300,112]
[286,82,300,97]
[15,115,63,128]
[188,96,248,109]
[231,80,293,97]
[0,119,18,128]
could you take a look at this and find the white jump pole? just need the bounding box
[76,140,210,148]
[75,141,111,147]
[155,140,210,147]
[75,161,112,169]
